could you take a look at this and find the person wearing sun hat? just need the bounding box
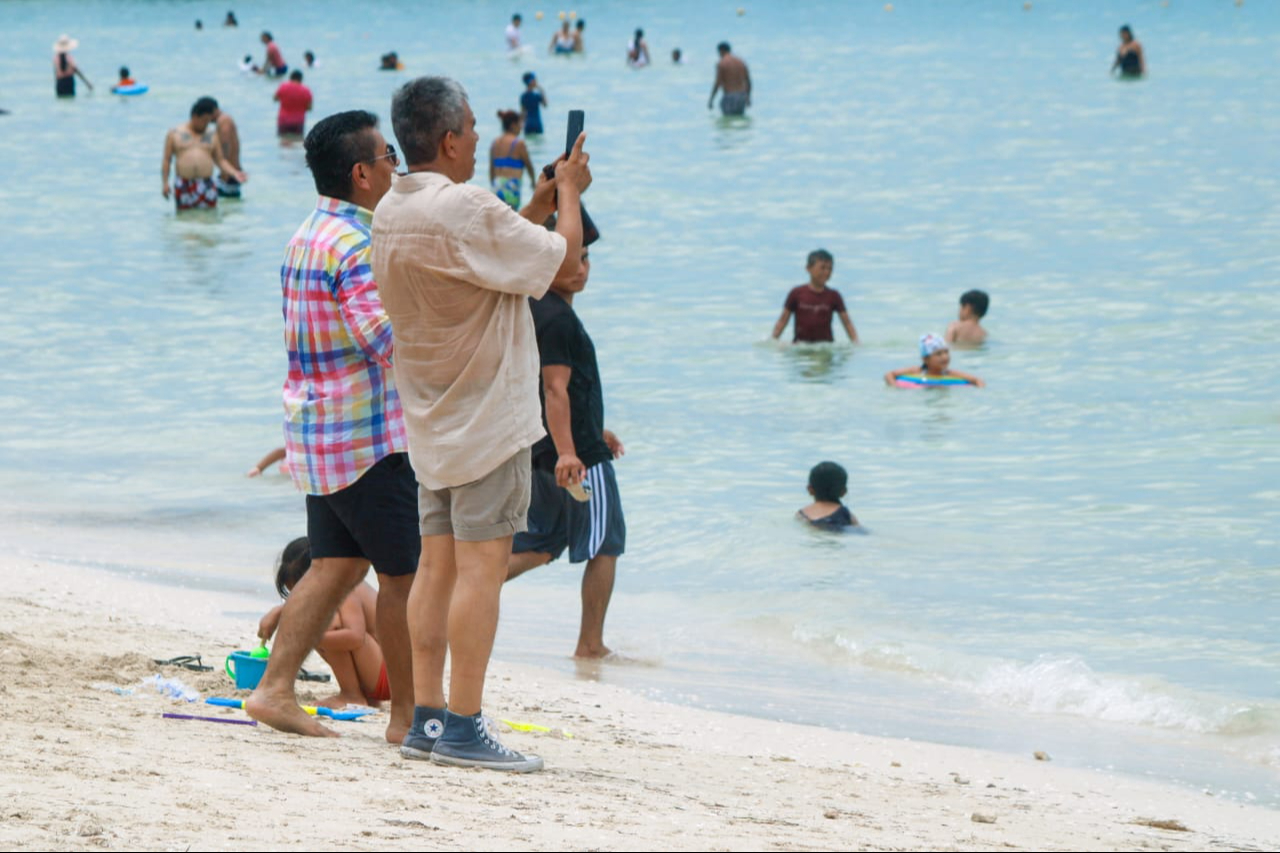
[53,35,93,98]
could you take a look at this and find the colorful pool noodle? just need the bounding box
[206,697,372,721]
[894,373,971,388]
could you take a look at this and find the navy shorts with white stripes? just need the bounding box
[512,459,626,563]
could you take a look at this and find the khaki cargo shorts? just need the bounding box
[418,447,531,542]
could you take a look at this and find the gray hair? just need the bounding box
[391,76,469,165]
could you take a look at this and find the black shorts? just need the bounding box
[512,460,625,563]
[305,452,419,577]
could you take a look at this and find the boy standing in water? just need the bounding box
[520,72,546,135]
[771,250,858,344]
[946,289,989,345]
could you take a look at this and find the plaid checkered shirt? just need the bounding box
[281,197,406,495]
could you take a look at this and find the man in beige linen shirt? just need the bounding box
[373,76,591,773]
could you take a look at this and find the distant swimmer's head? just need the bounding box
[274,536,311,598]
[190,96,219,130]
[959,289,989,320]
[808,461,848,503]
[512,13,522,25]
[118,66,130,80]
[672,48,682,63]
[920,332,950,372]
[305,109,389,204]
[576,19,585,31]
[1119,25,1134,43]
[635,28,645,41]
[260,31,273,44]
[718,41,732,56]
[806,249,834,286]
[498,109,521,132]
[304,50,315,67]
[289,69,303,83]
[522,71,537,86]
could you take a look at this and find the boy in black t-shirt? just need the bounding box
[507,243,625,659]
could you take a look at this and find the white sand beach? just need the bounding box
[1,555,1276,852]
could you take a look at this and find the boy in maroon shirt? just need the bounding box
[771,250,858,344]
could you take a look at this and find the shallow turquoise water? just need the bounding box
[1,0,1278,803]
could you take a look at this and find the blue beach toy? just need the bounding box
[224,650,268,689]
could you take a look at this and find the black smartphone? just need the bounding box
[565,109,584,158]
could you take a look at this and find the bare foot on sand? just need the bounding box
[385,719,410,745]
[246,689,338,737]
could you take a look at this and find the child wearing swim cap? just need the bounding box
[884,333,985,387]
[797,462,862,531]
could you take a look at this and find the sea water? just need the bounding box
[1,0,1277,805]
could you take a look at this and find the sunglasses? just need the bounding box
[367,143,399,167]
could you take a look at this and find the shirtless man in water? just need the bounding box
[162,97,247,210]
[708,42,751,116]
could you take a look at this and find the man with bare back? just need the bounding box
[708,42,751,116]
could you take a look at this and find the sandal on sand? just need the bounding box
[154,655,214,672]
[297,668,331,683]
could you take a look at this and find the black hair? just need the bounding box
[960,289,989,318]
[261,31,273,41]
[576,19,585,30]
[304,50,315,62]
[289,69,303,82]
[1119,25,1133,37]
[808,462,848,503]
[498,109,521,131]
[195,19,203,29]
[59,53,69,72]
[119,66,130,78]
[718,41,731,53]
[635,28,644,40]
[191,96,219,117]
[274,536,311,599]
[304,109,380,199]
[512,13,521,22]
[807,249,834,267]
[522,71,536,84]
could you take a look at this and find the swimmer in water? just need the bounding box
[490,110,536,209]
[797,462,861,531]
[551,20,576,54]
[946,289,989,346]
[884,333,985,387]
[1112,25,1145,79]
[112,67,136,92]
[161,96,248,210]
[627,28,651,67]
[52,35,93,98]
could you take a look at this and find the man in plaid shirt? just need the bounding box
[247,110,418,744]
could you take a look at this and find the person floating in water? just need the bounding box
[946,289,989,346]
[884,333,985,387]
[380,51,403,71]
[161,96,247,210]
[797,462,861,531]
[304,50,316,69]
[709,41,750,115]
[111,67,136,92]
[224,10,238,27]
[772,249,859,344]
[52,35,93,98]
[1112,25,1144,79]
[520,72,546,135]
[490,110,536,209]
[573,19,585,53]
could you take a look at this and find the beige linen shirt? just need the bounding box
[372,171,567,489]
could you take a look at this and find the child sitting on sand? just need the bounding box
[797,461,861,530]
[946,289,989,345]
[257,537,390,709]
[885,333,985,387]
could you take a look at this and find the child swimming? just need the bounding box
[885,333,985,388]
[797,461,861,530]
[257,537,390,709]
[946,289,988,346]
